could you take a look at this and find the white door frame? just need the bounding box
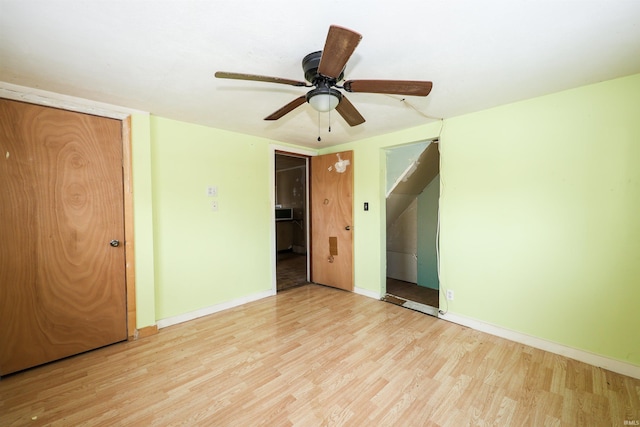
[269,145,317,293]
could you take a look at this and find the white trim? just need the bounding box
[0,81,147,119]
[402,300,439,317]
[354,286,383,300]
[156,289,275,329]
[439,311,640,380]
[270,144,317,157]
[269,149,278,293]
[304,157,311,282]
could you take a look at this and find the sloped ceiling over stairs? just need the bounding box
[386,141,439,228]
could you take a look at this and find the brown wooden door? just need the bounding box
[0,99,127,375]
[310,151,354,291]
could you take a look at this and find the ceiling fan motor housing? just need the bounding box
[302,51,344,85]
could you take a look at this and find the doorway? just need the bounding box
[273,149,355,293]
[275,153,309,291]
[383,140,440,316]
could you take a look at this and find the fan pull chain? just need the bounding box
[316,111,333,142]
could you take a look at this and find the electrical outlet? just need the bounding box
[207,185,218,197]
[446,290,454,301]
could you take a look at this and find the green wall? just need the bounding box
[323,73,640,366]
[131,72,640,367]
[134,116,280,321]
[438,73,640,366]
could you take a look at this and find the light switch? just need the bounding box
[207,186,218,197]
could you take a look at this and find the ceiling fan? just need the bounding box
[215,25,433,127]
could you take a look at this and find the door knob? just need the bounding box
[345,226,351,231]
[109,240,120,247]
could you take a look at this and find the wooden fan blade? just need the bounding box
[317,25,362,79]
[264,96,307,120]
[344,80,433,96]
[336,95,365,127]
[215,71,308,87]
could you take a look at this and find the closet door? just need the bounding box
[0,99,127,375]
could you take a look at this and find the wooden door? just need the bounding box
[0,99,127,375]
[310,151,353,291]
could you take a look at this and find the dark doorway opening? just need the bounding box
[275,153,309,291]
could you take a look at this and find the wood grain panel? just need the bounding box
[0,99,127,375]
[310,151,353,291]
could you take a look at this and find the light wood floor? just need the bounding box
[1,284,638,426]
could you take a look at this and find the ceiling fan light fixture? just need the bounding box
[216,26,433,127]
[307,87,342,112]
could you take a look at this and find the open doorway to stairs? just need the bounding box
[383,140,440,316]
[275,152,310,292]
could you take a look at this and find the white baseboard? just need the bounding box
[156,289,276,329]
[439,311,640,380]
[354,286,383,300]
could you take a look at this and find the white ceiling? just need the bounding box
[1,1,639,149]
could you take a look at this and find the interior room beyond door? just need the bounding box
[275,153,309,291]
